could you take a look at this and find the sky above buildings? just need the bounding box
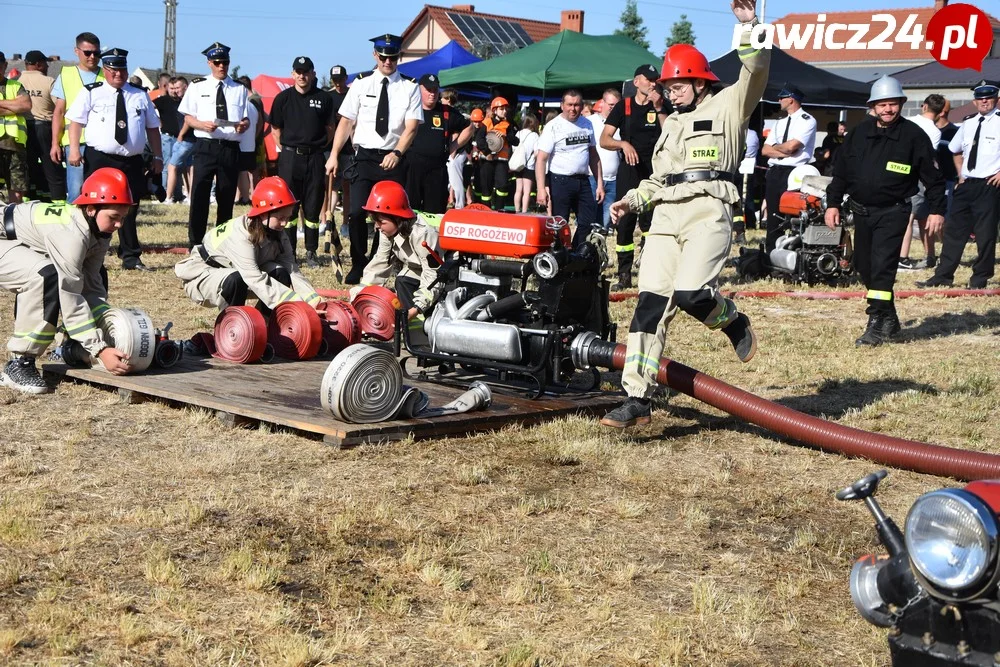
[12,0,967,78]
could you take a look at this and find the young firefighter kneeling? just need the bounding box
[175,176,322,314]
[350,181,443,322]
[0,168,135,394]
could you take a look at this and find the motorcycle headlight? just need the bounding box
[905,489,1000,601]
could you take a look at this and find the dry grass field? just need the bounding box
[1,202,999,666]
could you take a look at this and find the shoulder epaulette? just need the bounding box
[84,82,103,91]
[400,74,416,82]
[963,113,977,121]
[801,112,811,120]
[192,77,206,84]
[355,71,370,80]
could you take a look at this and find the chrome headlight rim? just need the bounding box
[905,488,1000,602]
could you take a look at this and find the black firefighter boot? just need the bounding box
[855,311,885,347]
[613,251,633,291]
[880,308,901,341]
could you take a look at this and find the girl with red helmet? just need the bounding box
[602,0,769,429]
[474,96,520,210]
[174,176,322,316]
[349,180,444,321]
[0,167,136,393]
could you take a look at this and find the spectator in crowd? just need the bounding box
[601,65,669,289]
[127,75,147,91]
[326,33,422,285]
[465,107,486,207]
[153,71,184,202]
[164,76,194,204]
[178,42,251,249]
[475,96,519,210]
[441,88,469,210]
[270,56,335,267]
[602,0,768,428]
[0,51,30,203]
[588,89,620,233]
[815,121,844,175]
[234,75,264,207]
[67,47,162,272]
[825,75,944,346]
[324,64,352,235]
[918,80,1000,290]
[513,112,540,213]
[405,74,472,214]
[19,50,66,203]
[51,32,103,204]
[898,94,944,271]
[149,72,170,100]
[761,83,816,252]
[733,127,760,244]
[934,99,959,216]
[535,89,603,246]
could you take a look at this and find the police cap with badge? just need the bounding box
[419,73,440,92]
[777,83,805,102]
[370,33,402,57]
[100,47,129,70]
[972,79,1000,100]
[202,42,231,63]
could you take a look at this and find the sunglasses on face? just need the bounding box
[376,53,399,62]
[211,60,229,66]
[79,49,100,57]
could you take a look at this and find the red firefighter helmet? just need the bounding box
[470,108,485,122]
[248,176,298,217]
[73,167,135,206]
[363,180,414,219]
[490,96,509,110]
[658,44,719,83]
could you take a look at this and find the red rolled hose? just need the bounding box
[195,306,269,364]
[598,342,1000,481]
[316,300,362,356]
[267,302,324,360]
[352,285,401,342]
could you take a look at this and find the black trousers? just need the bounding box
[550,173,598,247]
[347,147,406,273]
[83,150,144,267]
[477,159,511,211]
[853,203,910,314]
[764,164,795,252]
[933,178,1000,285]
[26,119,67,201]
[188,138,240,248]
[394,275,420,312]
[277,148,326,253]
[404,152,447,214]
[614,159,653,274]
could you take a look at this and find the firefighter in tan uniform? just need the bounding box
[602,0,769,428]
[350,180,444,321]
[0,167,135,394]
[174,176,322,314]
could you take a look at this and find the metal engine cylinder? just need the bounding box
[769,248,798,273]
[430,319,523,362]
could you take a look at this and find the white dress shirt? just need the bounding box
[739,128,760,174]
[338,70,422,151]
[537,115,595,176]
[177,75,249,141]
[908,114,942,150]
[950,110,1000,180]
[765,107,817,166]
[65,82,159,156]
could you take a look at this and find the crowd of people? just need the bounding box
[1,1,998,432]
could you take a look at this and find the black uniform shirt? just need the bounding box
[153,95,182,137]
[827,115,945,215]
[604,96,663,161]
[410,102,469,159]
[936,122,959,182]
[269,84,334,149]
[329,88,353,154]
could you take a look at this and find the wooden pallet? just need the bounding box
[42,356,621,447]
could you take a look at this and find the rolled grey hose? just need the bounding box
[97,307,156,373]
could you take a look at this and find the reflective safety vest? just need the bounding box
[58,66,105,146]
[0,80,28,146]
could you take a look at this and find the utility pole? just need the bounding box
[163,0,177,74]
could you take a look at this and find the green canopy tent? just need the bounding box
[438,30,661,101]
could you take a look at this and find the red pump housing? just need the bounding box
[438,209,572,258]
[778,191,824,217]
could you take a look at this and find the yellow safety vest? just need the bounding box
[0,80,27,146]
[59,66,105,146]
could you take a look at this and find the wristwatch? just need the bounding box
[391,149,403,158]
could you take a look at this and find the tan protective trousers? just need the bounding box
[621,196,739,398]
[0,241,59,357]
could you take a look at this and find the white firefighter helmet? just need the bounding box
[787,165,821,191]
[868,75,907,105]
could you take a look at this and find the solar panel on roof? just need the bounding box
[447,11,533,56]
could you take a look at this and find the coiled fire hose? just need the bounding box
[267,302,324,360]
[320,344,492,424]
[316,300,362,356]
[55,307,181,372]
[352,286,400,341]
[189,306,272,364]
[570,333,1000,481]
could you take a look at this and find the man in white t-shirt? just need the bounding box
[898,93,945,271]
[535,89,604,246]
[589,89,621,232]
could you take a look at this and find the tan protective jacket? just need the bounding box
[351,216,443,313]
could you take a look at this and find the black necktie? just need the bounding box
[782,115,791,143]
[216,81,228,121]
[375,78,389,137]
[115,89,128,145]
[968,116,984,171]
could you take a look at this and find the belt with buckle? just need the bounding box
[3,203,16,241]
[664,170,736,187]
[289,145,320,156]
[847,198,910,216]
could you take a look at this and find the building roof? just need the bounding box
[402,4,561,56]
[772,5,1000,65]
[893,57,1000,87]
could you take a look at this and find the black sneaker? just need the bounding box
[722,313,757,363]
[898,257,917,271]
[855,313,884,347]
[600,397,652,428]
[916,277,953,288]
[2,356,52,394]
[911,256,936,270]
[305,251,320,269]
